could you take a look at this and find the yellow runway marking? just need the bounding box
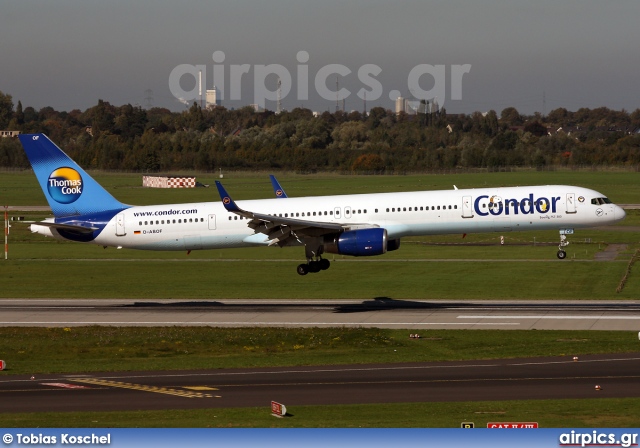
[72,378,217,398]
[182,386,219,391]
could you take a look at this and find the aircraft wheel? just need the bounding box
[319,258,331,270]
[557,250,567,260]
[308,261,321,273]
[297,264,309,276]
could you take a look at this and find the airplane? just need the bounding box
[19,133,626,275]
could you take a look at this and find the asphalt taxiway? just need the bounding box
[1,354,639,413]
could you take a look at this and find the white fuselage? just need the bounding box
[35,185,625,251]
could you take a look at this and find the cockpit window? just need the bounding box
[591,197,612,205]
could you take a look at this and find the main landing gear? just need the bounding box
[557,229,573,259]
[297,238,331,275]
[297,258,331,275]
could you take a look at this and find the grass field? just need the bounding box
[1,328,637,375]
[3,398,640,428]
[3,168,640,204]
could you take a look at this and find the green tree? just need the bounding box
[500,107,523,126]
[524,121,548,137]
[14,100,24,125]
[0,91,14,129]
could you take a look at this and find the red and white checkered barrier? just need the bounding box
[142,176,196,188]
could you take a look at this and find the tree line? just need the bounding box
[1,90,639,173]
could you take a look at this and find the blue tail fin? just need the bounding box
[18,134,128,217]
[269,174,289,198]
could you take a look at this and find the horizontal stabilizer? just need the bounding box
[32,221,98,233]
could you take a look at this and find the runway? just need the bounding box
[1,299,640,330]
[1,354,639,413]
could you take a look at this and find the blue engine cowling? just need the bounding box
[324,228,389,257]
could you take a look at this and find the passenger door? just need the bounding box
[462,196,474,218]
[566,193,576,214]
[115,213,126,236]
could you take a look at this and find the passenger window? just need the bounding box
[409,207,412,211]
[403,207,406,211]
[437,206,440,210]
[161,220,165,224]
[330,211,333,215]
[386,208,389,212]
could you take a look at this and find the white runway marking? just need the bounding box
[0,321,520,326]
[459,315,640,320]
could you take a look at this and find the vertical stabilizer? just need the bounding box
[18,134,128,217]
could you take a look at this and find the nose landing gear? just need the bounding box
[557,229,573,259]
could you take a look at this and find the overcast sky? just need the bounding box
[1,0,638,114]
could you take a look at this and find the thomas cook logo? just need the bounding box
[47,167,83,204]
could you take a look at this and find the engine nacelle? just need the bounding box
[387,238,401,252]
[324,228,388,257]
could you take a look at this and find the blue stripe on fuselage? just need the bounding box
[54,208,126,242]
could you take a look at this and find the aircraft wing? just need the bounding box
[215,181,371,246]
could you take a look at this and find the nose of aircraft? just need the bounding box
[615,205,626,222]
